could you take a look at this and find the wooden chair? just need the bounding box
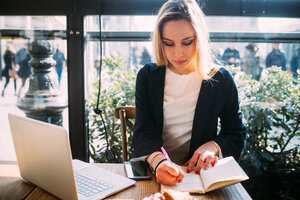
[114,106,135,162]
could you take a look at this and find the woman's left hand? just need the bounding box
[183,141,219,174]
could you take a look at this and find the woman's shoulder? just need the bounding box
[211,67,233,83]
[138,63,165,76]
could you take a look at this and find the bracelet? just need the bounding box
[148,152,163,167]
[154,158,167,175]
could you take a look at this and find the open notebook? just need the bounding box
[162,156,248,194]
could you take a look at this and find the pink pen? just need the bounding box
[161,146,182,183]
[161,146,172,163]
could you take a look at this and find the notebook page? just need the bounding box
[161,166,205,193]
[200,156,248,191]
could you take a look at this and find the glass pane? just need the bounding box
[0,16,66,30]
[206,16,300,33]
[85,41,154,93]
[211,42,299,78]
[85,15,300,33]
[85,15,300,163]
[85,15,156,31]
[85,39,154,162]
[0,16,68,162]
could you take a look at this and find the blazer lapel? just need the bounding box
[149,66,165,133]
[188,79,218,158]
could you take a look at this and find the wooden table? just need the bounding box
[0,163,252,200]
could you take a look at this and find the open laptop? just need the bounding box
[8,113,136,200]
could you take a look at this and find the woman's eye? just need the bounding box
[164,42,174,47]
[183,40,193,46]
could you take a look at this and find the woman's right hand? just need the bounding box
[155,161,184,186]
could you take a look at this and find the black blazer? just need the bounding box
[132,63,247,162]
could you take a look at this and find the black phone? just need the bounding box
[124,160,151,180]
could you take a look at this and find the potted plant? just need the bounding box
[226,65,300,200]
[88,57,139,163]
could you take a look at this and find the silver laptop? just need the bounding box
[8,113,136,200]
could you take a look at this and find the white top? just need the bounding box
[162,67,202,164]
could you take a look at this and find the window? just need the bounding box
[84,15,300,162]
[0,16,68,162]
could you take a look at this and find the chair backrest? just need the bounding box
[114,106,135,162]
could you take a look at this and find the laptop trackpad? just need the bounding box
[76,166,110,179]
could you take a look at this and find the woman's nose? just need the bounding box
[174,45,183,58]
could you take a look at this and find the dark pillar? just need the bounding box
[67,13,89,161]
[17,40,68,126]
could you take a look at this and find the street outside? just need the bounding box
[0,67,68,163]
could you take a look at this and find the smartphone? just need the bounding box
[124,160,151,180]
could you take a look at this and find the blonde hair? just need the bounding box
[153,0,218,80]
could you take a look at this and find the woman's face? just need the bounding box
[162,19,197,75]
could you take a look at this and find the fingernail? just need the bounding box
[177,179,182,183]
[212,163,215,167]
[195,170,199,174]
[187,169,191,173]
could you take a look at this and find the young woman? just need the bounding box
[1,43,17,97]
[132,0,246,186]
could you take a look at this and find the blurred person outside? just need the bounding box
[242,43,262,81]
[290,48,299,79]
[140,47,152,65]
[132,46,138,66]
[94,59,100,76]
[1,43,17,97]
[222,43,241,67]
[265,43,286,71]
[53,48,66,86]
[213,48,224,65]
[15,42,32,96]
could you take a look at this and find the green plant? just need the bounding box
[225,65,300,200]
[226,65,300,168]
[88,57,140,163]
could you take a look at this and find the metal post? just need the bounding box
[67,14,89,161]
[17,40,68,125]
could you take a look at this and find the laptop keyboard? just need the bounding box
[75,172,114,197]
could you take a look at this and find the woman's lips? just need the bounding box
[174,60,186,65]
